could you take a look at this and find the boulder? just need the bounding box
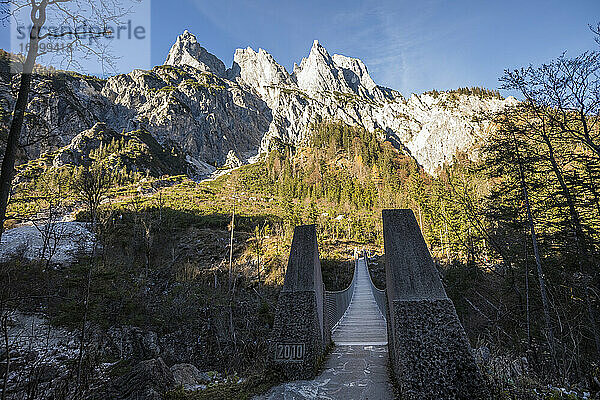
[102,358,175,400]
[170,363,210,390]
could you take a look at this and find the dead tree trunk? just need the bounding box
[228,206,235,292]
[513,134,556,365]
[0,54,37,241]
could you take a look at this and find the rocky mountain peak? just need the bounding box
[164,30,226,77]
[293,39,347,94]
[331,54,377,92]
[231,46,292,97]
[309,40,333,64]
[6,31,513,180]
[290,39,383,101]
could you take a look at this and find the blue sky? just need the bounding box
[150,0,598,95]
[2,0,598,95]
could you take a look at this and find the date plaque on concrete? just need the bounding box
[274,343,305,362]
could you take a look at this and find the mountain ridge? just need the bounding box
[1,31,516,176]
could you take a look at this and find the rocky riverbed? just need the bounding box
[0,222,96,266]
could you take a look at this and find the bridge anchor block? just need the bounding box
[269,225,328,379]
[383,209,489,399]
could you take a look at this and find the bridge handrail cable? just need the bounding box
[324,258,358,333]
[363,251,387,320]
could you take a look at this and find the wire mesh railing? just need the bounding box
[324,258,358,333]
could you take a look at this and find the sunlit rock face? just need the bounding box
[99,64,271,169]
[164,30,226,77]
[3,31,515,176]
[293,40,347,94]
[231,46,293,101]
[129,32,516,174]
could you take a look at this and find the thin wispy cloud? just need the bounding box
[331,1,450,94]
[159,0,597,94]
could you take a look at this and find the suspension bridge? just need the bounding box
[258,209,489,400]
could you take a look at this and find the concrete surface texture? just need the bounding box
[389,298,489,399]
[282,224,323,293]
[256,345,395,400]
[382,209,489,399]
[382,209,447,301]
[269,225,328,380]
[282,224,325,341]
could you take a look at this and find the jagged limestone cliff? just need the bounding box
[1,32,516,176]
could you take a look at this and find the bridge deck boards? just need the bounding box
[332,258,387,346]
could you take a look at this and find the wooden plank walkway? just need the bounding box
[332,258,387,346]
